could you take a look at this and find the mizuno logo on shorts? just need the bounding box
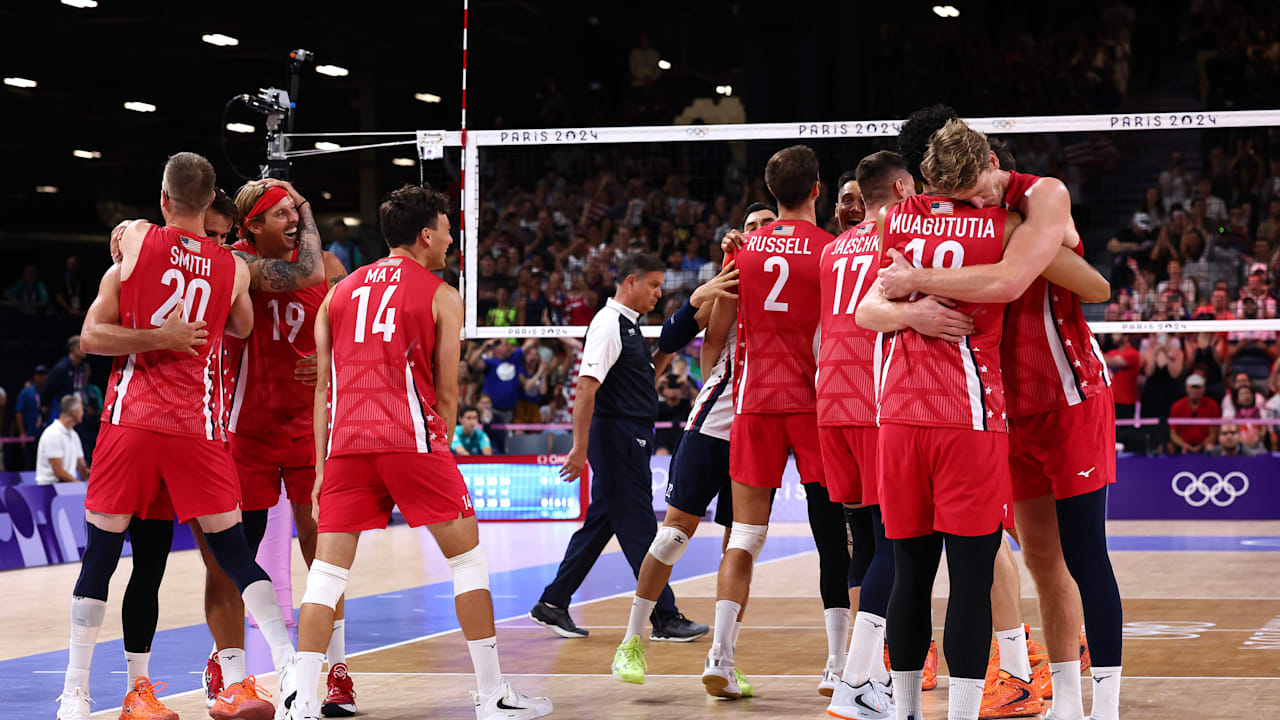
[1078,466,1096,478]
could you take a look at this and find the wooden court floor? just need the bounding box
[9,520,1277,719]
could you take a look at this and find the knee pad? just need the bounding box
[648,526,690,566]
[725,522,768,560]
[204,525,271,592]
[74,524,127,601]
[446,545,490,596]
[301,560,349,610]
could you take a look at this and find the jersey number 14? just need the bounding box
[350,285,398,342]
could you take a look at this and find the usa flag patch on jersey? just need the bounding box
[773,224,795,236]
[930,200,954,215]
[180,236,202,253]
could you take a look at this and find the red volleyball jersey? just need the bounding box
[104,224,236,440]
[878,195,1010,432]
[327,256,451,457]
[999,171,1111,417]
[225,241,329,440]
[732,218,830,415]
[817,219,881,427]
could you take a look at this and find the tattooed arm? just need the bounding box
[322,251,349,288]
[233,179,326,292]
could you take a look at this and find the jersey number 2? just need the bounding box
[763,256,790,311]
[351,285,398,342]
[149,268,211,327]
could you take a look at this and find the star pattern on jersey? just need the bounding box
[1074,360,1082,367]
[980,365,988,372]
[1065,340,1073,347]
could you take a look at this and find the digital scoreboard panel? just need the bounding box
[456,454,588,521]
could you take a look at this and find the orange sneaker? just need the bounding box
[209,675,275,720]
[1079,630,1092,672]
[1024,625,1048,668]
[882,640,939,690]
[1032,661,1052,698]
[118,677,178,720]
[922,641,939,691]
[979,670,1043,719]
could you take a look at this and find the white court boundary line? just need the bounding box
[298,672,1280,681]
[83,549,816,713]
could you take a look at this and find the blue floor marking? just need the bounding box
[5,535,817,715]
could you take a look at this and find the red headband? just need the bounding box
[247,186,289,219]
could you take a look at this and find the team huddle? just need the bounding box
[606,109,1125,720]
[54,107,1123,720]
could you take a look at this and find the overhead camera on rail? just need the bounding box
[224,48,313,180]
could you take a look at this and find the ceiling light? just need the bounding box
[316,65,349,77]
[715,85,733,96]
[73,150,101,159]
[36,185,59,194]
[932,5,960,17]
[4,77,37,88]
[341,217,361,227]
[124,101,156,112]
[61,0,97,7]
[225,122,255,134]
[201,33,239,47]
[392,158,415,167]
[657,59,672,70]
[314,142,341,151]
[321,191,333,200]
[414,92,442,103]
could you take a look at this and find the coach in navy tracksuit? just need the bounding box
[530,253,708,641]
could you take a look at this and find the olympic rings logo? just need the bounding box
[1170,471,1249,507]
[686,127,709,138]
[990,119,1017,129]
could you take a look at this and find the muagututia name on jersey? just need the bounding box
[830,234,878,255]
[170,246,212,277]
[743,236,815,254]
[888,213,997,239]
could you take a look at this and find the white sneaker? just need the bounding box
[274,656,296,720]
[472,678,553,719]
[873,678,895,706]
[56,687,92,720]
[700,646,741,699]
[818,655,842,696]
[826,679,891,720]
[287,698,320,720]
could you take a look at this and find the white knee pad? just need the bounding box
[648,526,690,566]
[300,560,349,610]
[726,522,768,560]
[447,545,490,596]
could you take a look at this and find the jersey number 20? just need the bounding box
[149,268,211,327]
[350,285,398,342]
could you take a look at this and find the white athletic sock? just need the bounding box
[845,611,886,686]
[327,619,347,667]
[713,600,741,661]
[467,636,503,697]
[217,647,247,686]
[625,596,655,643]
[995,626,1032,682]
[947,676,985,720]
[890,669,923,720]
[1089,665,1122,720]
[1049,660,1084,720]
[242,580,294,671]
[65,597,106,696]
[124,651,149,691]
[732,620,743,651]
[294,651,325,710]
[826,607,850,667]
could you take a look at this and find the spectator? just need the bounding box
[654,373,692,456]
[1141,332,1185,452]
[487,287,518,327]
[1236,264,1277,318]
[54,255,89,316]
[1194,177,1229,226]
[4,264,49,314]
[77,388,102,467]
[469,338,534,416]
[475,392,506,454]
[1258,199,1280,246]
[1137,186,1169,230]
[1226,297,1279,382]
[1194,287,1236,320]
[15,364,49,460]
[35,394,87,485]
[1106,334,1142,420]
[1157,258,1197,303]
[42,335,89,414]
[1224,381,1273,451]
[326,220,364,272]
[1159,152,1192,211]
[451,406,493,456]
[1221,371,1256,415]
[515,350,550,426]
[1207,421,1262,457]
[1169,373,1221,453]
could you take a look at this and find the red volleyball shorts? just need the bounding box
[229,432,317,512]
[730,412,825,488]
[318,451,475,533]
[1009,387,1117,502]
[818,425,879,505]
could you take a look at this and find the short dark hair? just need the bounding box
[988,138,1016,171]
[765,145,819,209]
[836,169,858,192]
[379,184,449,249]
[162,152,217,214]
[209,187,238,222]
[898,104,958,182]
[616,252,664,284]
[855,151,909,206]
[742,201,776,229]
[460,405,478,418]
